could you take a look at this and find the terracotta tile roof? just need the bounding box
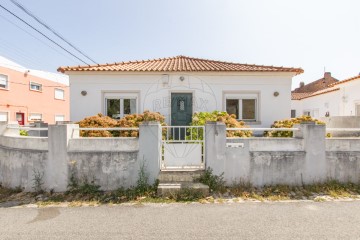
[292,72,338,93]
[292,88,340,100]
[57,55,303,75]
[291,92,313,100]
[329,75,360,87]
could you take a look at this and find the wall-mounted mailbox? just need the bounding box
[226,143,244,148]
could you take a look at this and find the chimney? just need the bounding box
[324,72,331,79]
[299,81,305,88]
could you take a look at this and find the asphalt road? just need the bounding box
[1,201,360,240]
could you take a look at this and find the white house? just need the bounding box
[291,74,360,118]
[58,55,303,127]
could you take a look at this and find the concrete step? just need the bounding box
[158,170,204,183]
[157,182,209,197]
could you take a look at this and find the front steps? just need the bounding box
[157,170,209,197]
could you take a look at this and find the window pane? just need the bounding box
[242,99,255,120]
[123,99,136,115]
[0,75,7,88]
[30,83,42,91]
[29,113,42,121]
[0,112,8,122]
[55,89,64,99]
[226,99,239,119]
[107,99,121,119]
[291,110,296,118]
[55,115,65,122]
[130,99,136,114]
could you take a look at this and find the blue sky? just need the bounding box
[0,0,359,88]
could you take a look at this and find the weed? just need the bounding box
[198,167,226,193]
[230,179,253,196]
[167,188,205,202]
[19,130,28,136]
[136,161,150,195]
[32,169,45,194]
[314,197,326,202]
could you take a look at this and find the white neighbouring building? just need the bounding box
[58,55,303,127]
[291,73,360,118]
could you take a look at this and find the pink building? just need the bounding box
[0,56,69,125]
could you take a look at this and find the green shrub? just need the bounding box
[190,111,252,138]
[19,130,28,136]
[264,115,325,137]
[198,167,226,193]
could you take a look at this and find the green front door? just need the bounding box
[171,93,193,126]
[171,93,192,139]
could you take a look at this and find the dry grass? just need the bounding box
[2,180,360,207]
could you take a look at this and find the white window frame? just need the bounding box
[0,74,9,90]
[28,113,43,121]
[0,111,9,122]
[29,82,42,92]
[356,104,360,116]
[224,92,259,121]
[103,92,139,119]
[303,110,311,116]
[54,88,65,100]
[55,114,65,122]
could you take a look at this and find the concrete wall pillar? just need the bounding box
[295,123,326,183]
[138,121,161,184]
[46,124,79,191]
[1,121,20,137]
[0,122,6,136]
[205,121,226,176]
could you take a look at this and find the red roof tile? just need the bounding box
[291,92,313,100]
[292,88,340,100]
[57,55,303,74]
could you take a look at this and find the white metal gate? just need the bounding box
[161,126,205,170]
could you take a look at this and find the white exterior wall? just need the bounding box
[291,78,360,118]
[68,72,294,127]
[339,80,360,116]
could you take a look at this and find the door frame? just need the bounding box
[16,112,25,125]
[169,90,195,126]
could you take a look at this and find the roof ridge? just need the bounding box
[329,74,360,87]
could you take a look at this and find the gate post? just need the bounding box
[294,123,326,183]
[205,121,226,176]
[138,121,161,184]
[46,123,79,192]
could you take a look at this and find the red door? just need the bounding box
[16,112,25,125]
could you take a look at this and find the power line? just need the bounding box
[0,3,90,65]
[0,13,78,65]
[10,0,98,65]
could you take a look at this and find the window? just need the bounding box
[0,74,8,89]
[356,104,360,116]
[104,93,138,119]
[291,110,296,118]
[55,88,64,100]
[0,112,8,122]
[225,93,258,121]
[55,115,65,122]
[303,111,311,116]
[30,82,42,92]
[29,113,42,121]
